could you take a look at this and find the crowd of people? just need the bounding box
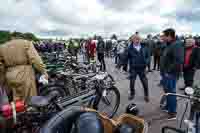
[1,28,200,121]
[34,41,66,53]
[71,28,200,120]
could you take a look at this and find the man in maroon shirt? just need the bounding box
[180,38,196,90]
[88,39,96,60]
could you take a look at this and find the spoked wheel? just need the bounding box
[107,74,115,84]
[93,86,120,118]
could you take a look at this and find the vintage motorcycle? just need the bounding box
[39,106,148,133]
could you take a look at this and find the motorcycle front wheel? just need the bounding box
[92,86,120,118]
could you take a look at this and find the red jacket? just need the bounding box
[88,41,96,57]
[184,45,195,67]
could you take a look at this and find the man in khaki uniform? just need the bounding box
[0,39,48,101]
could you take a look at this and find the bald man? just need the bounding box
[127,34,150,102]
[180,38,196,90]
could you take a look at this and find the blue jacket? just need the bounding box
[128,43,149,72]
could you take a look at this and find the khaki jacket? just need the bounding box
[0,39,47,101]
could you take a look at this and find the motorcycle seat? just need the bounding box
[28,96,49,108]
[39,107,104,133]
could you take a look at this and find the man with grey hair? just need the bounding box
[127,34,150,102]
[180,38,197,90]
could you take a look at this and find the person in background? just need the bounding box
[88,38,96,61]
[112,39,118,64]
[116,41,126,70]
[81,40,87,63]
[122,42,129,72]
[158,32,167,87]
[179,38,197,90]
[160,28,184,120]
[68,39,75,56]
[153,39,161,71]
[192,38,200,69]
[146,34,154,72]
[105,39,109,58]
[127,34,150,102]
[0,38,48,102]
[141,39,151,73]
[96,37,106,71]
[73,40,80,61]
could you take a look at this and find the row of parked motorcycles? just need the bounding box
[1,49,200,133]
[0,50,124,133]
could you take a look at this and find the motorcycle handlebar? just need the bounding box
[164,93,200,102]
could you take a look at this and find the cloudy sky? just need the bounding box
[0,0,199,38]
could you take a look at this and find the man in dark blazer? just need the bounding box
[127,34,150,102]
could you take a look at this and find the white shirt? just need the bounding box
[82,42,86,53]
[133,44,141,52]
[92,40,98,47]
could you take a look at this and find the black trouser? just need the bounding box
[115,54,120,64]
[147,56,152,71]
[147,64,151,71]
[129,70,149,97]
[105,50,109,57]
[183,67,195,87]
[97,53,106,71]
[153,55,160,70]
[86,52,90,62]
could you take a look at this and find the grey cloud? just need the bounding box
[192,0,200,7]
[40,2,82,26]
[176,9,200,22]
[136,1,159,13]
[0,0,198,37]
[38,29,72,37]
[161,13,176,19]
[138,25,160,34]
[99,0,136,11]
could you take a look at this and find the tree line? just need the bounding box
[0,30,39,44]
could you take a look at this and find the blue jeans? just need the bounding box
[161,73,167,93]
[165,74,177,113]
